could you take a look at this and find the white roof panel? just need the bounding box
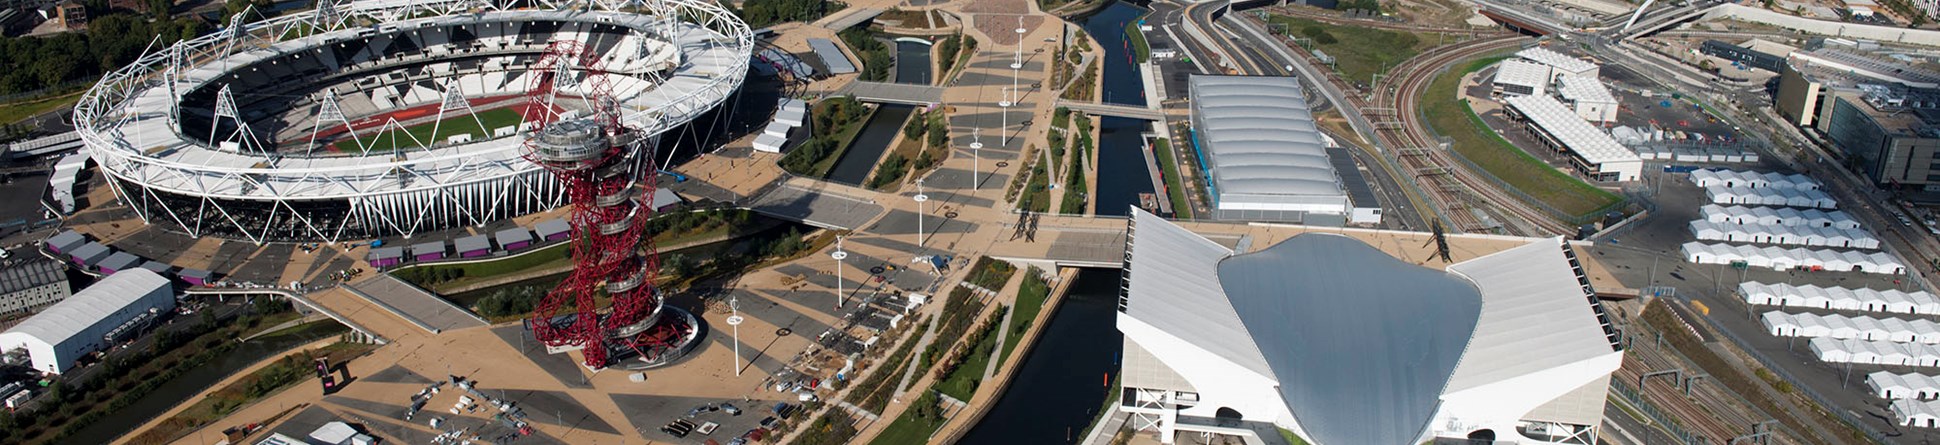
[1504,95,1639,165]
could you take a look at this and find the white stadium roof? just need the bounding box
[1503,94,1639,165]
[1120,210,1621,444]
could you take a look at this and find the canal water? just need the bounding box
[959,269,1124,444]
[75,320,350,445]
[825,39,935,186]
[1077,2,1158,217]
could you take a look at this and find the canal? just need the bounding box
[76,320,349,445]
[1078,2,1158,217]
[825,39,935,186]
[959,268,1124,444]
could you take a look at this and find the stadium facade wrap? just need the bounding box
[73,0,753,243]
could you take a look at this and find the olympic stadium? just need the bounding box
[71,0,753,244]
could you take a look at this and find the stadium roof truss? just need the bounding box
[74,0,753,244]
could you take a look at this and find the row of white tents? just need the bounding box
[1705,186,1838,209]
[1869,371,1940,400]
[1808,337,1940,367]
[1700,205,1861,229]
[1892,399,1940,428]
[1738,282,1937,314]
[754,98,807,153]
[1688,220,1881,249]
[1762,311,1940,343]
[1682,242,1907,274]
[1690,169,1821,190]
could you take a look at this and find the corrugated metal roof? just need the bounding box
[1444,238,1618,392]
[1122,210,1268,375]
[1,269,170,349]
[1517,46,1596,74]
[454,235,492,253]
[806,38,857,74]
[1188,75,1346,207]
[0,261,64,295]
[495,228,532,244]
[535,219,571,237]
[1556,75,1615,104]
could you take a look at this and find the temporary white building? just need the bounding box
[1683,242,1905,274]
[0,269,174,374]
[1704,186,1838,209]
[1763,311,1940,343]
[1689,169,1822,190]
[1687,220,1880,249]
[1870,372,1940,399]
[1893,399,1940,428]
[1739,282,1940,314]
[1808,337,1940,367]
[1700,205,1861,229]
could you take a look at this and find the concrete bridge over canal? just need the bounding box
[839,81,945,106]
[1054,100,1165,121]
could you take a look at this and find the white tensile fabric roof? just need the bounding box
[1870,371,1940,399]
[1496,59,1551,88]
[1556,75,1615,104]
[1703,186,1837,209]
[1763,311,1940,343]
[1687,220,1879,249]
[1690,169,1821,190]
[1517,46,1597,74]
[1681,242,1904,274]
[1700,204,1860,229]
[1738,281,1939,314]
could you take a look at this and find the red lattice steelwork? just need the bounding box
[520,40,672,369]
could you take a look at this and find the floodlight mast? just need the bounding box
[520,40,679,369]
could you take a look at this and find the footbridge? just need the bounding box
[1054,100,1165,121]
[983,213,1578,271]
[187,287,391,345]
[839,81,944,106]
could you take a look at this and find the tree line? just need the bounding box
[0,13,206,95]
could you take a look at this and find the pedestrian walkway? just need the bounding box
[342,275,487,333]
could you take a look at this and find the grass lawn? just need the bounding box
[995,268,1050,367]
[1423,55,1622,217]
[1266,15,1432,86]
[1019,160,1051,213]
[0,90,83,125]
[339,107,524,153]
[1152,138,1190,219]
[866,396,948,445]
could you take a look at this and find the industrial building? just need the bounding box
[1115,210,1621,445]
[0,268,174,374]
[1517,46,1598,81]
[1698,40,1788,72]
[0,260,69,317]
[1188,75,1372,224]
[1555,76,1617,123]
[1492,59,1551,97]
[1817,85,1940,189]
[1502,95,1642,181]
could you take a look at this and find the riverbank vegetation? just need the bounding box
[1153,138,1190,219]
[840,28,894,82]
[1058,114,1093,214]
[852,318,929,413]
[918,288,988,371]
[937,34,976,78]
[867,388,950,445]
[782,96,873,177]
[127,341,375,445]
[0,299,296,445]
[393,208,762,292]
[934,308,1006,401]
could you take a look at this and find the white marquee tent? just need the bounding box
[1738,282,1939,314]
[1705,186,1838,209]
[1763,311,1940,343]
[1688,220,1881,249]
[1870,371,1940,400]
[1700,205,1861,229]
[1807,337,1939,366]
[1689,169,1821,190]
[1892,399,1940,428]
[1683,242,1905,274]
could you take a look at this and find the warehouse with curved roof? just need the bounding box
[1187,75,1355,222]
[0,269,173,374]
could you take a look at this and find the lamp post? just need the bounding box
[914,180,929,246]
[831,236,848,309]
[969,130,984,190]
[726,296,743,377]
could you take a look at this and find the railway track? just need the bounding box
[1617,341,1805,444]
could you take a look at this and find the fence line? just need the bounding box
[1690,303,1897,444]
